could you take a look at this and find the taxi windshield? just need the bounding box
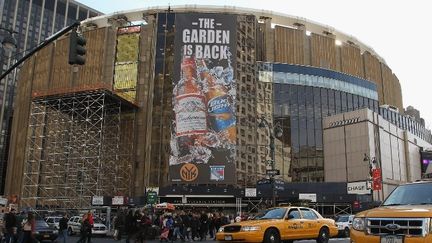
[383,183,432,206]
[259,208,287,220]
[336,215,349,222]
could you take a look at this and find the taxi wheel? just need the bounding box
[264,228,281,243]
[316,227,329,243]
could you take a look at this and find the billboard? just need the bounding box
[170,13,237,184]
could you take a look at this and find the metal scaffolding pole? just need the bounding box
[21,90,134,209]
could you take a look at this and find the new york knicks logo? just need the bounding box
[180,163,198,181]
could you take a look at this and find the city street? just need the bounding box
[64,236,350,243]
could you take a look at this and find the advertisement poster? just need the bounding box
[170,13,237,184]
[372,168,382,191]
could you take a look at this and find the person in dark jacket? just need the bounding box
[125,209,136,243]
[172,214,184,242]
[213,212,222,239]
[4,208,18,243]
[77,215,91,243]
[199,212,209,241]
[58,214,69,243]
[208,214,215,240]
[180,211,191,241]
[190,214,200,241]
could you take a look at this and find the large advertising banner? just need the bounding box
[170,13,237,184]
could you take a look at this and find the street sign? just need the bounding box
[0,197,7,205]
[112,196,125,205]
[347,181,371,195]
[266,169,280,176]
[299,193,317,202]
[245,188,257,197]
[91,196,104,206]
[147,191,158,205]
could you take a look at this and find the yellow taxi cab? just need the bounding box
[216,206,338,243]
[351,180,432,243]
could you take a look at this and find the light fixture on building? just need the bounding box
[1,27,17,53]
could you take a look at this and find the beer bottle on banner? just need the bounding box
[198,59,236,143]
[175,57,207,138]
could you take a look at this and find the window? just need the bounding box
[288,209,301,219]
[300,208,318,219]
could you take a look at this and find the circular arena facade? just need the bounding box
[5,6,411,209]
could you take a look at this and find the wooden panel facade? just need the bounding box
[48,36,71,94]
[392,74,404,112]
[31,44,54,93]
[274,26,305,65]
[340,44,364,78]
[310,33,337,70]
[32,27,114,97]
[381,63,394,107]
[76,28,112,87]
[363,51,384,104]
[134,17,157,196]
[5,57,35,196]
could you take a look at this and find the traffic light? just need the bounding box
[68,29,86,65]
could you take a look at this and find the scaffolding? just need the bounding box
[21,90,136,209]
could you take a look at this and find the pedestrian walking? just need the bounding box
[172,214,184,242]
[208,213,215,240]
[58,213,69,243]
[125,209,137,243]
[180,211,191,241]
[160,214,173,242]
[190,214,200,241]
[21,212,35,243]
[3,208,18,243]
[199,211,208,241]
[76,214,91,243]
[86,211,94,243]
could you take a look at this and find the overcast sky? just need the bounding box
[78,0,432,128]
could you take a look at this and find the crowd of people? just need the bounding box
[1,208,90,243]
[112,208,243,242]
[1,208,43,243]
[1,207,246,243]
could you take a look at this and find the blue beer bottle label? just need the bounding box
[208,94,235,132]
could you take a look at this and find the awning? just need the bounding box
[173,203,248,208]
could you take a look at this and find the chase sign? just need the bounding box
[347,181,371,195]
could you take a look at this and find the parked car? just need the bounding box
[216,206,338,243]
[34,219,58,242]
[67,215,108,237]
[45,216,62,229]
[334,214,354,237]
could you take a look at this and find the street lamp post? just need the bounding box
[258,116,283,207]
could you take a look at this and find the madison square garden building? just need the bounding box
[4,6,430,209]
